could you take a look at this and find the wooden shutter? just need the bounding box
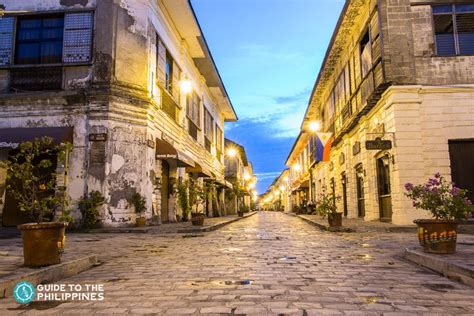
[370,12,379,41]
[63,12,94,63]
[0,17,15,66]
[157,38,166,87]
[172,60,180,101]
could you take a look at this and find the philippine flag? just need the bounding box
[315,133,333,162]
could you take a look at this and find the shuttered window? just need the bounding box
[187,91,201,127]
[433,4,474,55]
[204,107,214,142]
[63,12,93,63]
[216,125,223,159]
[0,17,15,66]
[0,12,93,66]
[156,36,181,102]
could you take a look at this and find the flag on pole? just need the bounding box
[315,133,333,162]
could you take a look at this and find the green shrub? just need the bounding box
[128,192,146,215]
[78,191,105,229]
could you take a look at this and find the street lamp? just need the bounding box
[309,120,321,132]
[293,164,301,172]
[226,147,237,158]
[180,79,193,94]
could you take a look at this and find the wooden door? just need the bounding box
[376,157,392,222]
[341,173,348,217]
[449,140,474,219]
[356,166,365,218]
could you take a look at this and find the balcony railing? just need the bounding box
[10,67,63,92]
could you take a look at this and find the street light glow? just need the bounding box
[309,121,321,132]
[180,79,193,94]
[293,164,301,171]
[226,147,237,157]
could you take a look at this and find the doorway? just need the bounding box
[449,139,474,219]
[376,155,392,222]
[341,172,348,217]
[161,160,170,223]
[355,165,365,218]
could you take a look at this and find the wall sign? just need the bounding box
[156,154,177,160]
[366,138,392,150]
[89,133,107,142]
[147,139,155,149]
[353,141,361,156]
[90,142,106,164]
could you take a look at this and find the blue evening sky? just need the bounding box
[192,0,345,193]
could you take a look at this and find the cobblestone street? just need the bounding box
[2,212,474,315]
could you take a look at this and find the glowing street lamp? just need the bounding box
[180,79,193,94]
[279,185,285,192]
[293,164,301,172]
[309,120,321,133]
[226,147,237,158]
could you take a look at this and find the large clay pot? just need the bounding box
[414,219,458,254]
[328,212,343,227]
[18,222,68,267]
[191,213,205,226]
[136,217,146,227]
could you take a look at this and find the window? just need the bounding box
[216,125,223,160]
[433,4,474,55]
[15,15,64,64]
[360,29,372,78]
[165,51,173,93]
[187,91,201,139]
[204,107,214,138]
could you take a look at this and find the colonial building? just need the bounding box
[224,138,256,213]
[0,0,237,226]
[262,169,290,212]
[292,0,474,225]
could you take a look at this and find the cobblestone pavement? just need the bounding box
[1,212,474,315]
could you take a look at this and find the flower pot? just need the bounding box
[414,219,459,254]
[18,222,68,267]
[136,217,146,227]
[191,213,205,226]
[328,213,343,227]
[238,211,244,217]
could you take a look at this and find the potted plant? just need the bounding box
[405,173,472,254]
[315,192,342,227]
[0,137,71,267]
[189,179,205,226]
[128,192,147,227]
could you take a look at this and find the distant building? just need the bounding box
[224,139,256,213]
[287,0,474,224]
[0,0,237,226]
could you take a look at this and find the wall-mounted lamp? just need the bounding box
[180,79,193,95]
[382,152,395,166]
[309,121,321,133]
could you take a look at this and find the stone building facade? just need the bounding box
[288,0,474,225]
[0,0,237,226]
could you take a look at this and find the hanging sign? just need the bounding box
[366,137,392,150]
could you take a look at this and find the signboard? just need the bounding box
[147,139,155,149]
[156,154,177,160]
[90,142,106,164]
[89,133,107,142]
[366,138,392,150]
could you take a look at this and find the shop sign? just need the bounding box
[89,133,107,142]
[366,138,392,150]
[156,154,177,160]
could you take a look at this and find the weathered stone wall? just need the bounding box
[381,0,474,85]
